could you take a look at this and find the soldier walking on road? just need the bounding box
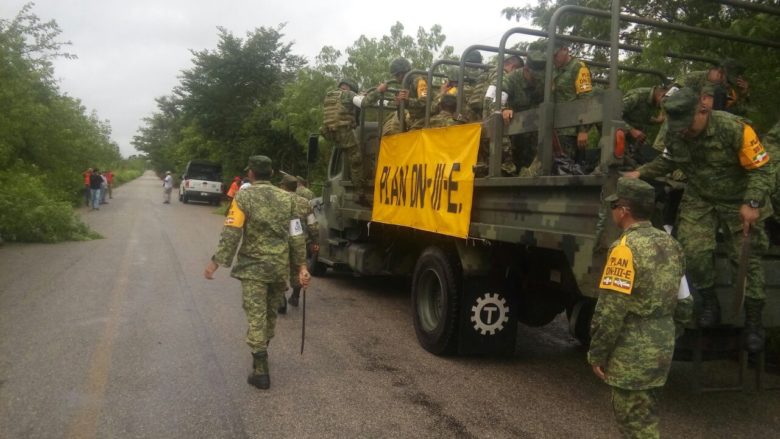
[204,155,310,390]
[589,177,693,439]
[278,174,319,314]
[625,88,773,352]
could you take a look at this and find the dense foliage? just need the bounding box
[0,4,137,242]
[133,22,453,193]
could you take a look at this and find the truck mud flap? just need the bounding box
[458,277,518,355]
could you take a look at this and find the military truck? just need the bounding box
[309,2,780,357]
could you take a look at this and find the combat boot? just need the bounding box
[247,351,270,389]
[743,298,766,353]
[697,288,720,328]
[288,287,301,307]
[277,295,287,314]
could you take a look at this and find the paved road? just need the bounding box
[1,171,779,438]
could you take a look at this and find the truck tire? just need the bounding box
[412,247,460,355]
[567,298,596,346]
[182,193,189,204]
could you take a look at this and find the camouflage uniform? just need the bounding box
[622,87,664,167]
[553,56,593,162]
[428,109,458,128]
[765,121,780,221]
[289,192,318,297]
[503,53,546,173]
[211,169,306,355]
[589,178,692,439]
[637,89,772,350]
[320,82,365,191]
[296,183,314,201]
[403,75,429,130]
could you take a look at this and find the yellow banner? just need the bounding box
[371,123,481,238]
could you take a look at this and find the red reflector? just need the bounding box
[614,129,626,159]
[185,180,190,188]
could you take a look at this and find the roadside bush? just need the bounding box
[112,168,142,185]
[0,169,100,242]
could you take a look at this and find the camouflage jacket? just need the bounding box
[293,192,318,245]
[428,110,458,128]
[679,70,750,116]
[638,111,773,204]
[622,87,661,134]
[553,57,593,135]
[212,181,306,282]
[588,222,692,390]
[503,68,543,112]
[296,185,314,200]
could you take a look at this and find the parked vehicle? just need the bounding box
[179,160,223,205]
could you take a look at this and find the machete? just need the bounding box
[300,287,306,355]
[734,227,751,318]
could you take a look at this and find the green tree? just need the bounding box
[0,3,124,242]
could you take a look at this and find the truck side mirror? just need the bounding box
[307,134,319,163]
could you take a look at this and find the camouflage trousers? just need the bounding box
[611,386,660,439]
[332,128,365,191]
[241,280,288,353]
[677,192,769,300]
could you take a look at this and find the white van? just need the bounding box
[179,160,223,205]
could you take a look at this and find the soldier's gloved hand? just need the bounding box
[299,267,311,288]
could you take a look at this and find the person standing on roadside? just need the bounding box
[204,155,310,390]
[89,168,103,210]
[163,171,173,204]
[83,168,93,206]
[589,177,692,439]
[105,169,114,199]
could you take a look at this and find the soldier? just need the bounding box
[719,58,751,117]
[428,94,459,128]
[625,88,773,352]
[278,174,319,313]
[552,40,594,167]
[366,58,428,132]
[589,177,692,439]
[763,120,780,237]
[319,78,367,199]
[501,51,546,174]
[621,85,667,167]
[295,175,314,200]
[204,155,310,390]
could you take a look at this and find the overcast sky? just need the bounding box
[2,1,533,157]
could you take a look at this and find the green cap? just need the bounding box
[526,51,546,72]
[605,177,655,204]
[663,87,698,133]
[245,155,272,174]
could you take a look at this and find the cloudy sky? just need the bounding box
[2,1,533,157]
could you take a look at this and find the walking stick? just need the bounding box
[300,287,306,355]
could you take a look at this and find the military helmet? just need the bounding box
[464,51,483,64]
[338,78,358,93]
[390,57,412,75]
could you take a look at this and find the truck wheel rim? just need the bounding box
[417,268,444,332]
